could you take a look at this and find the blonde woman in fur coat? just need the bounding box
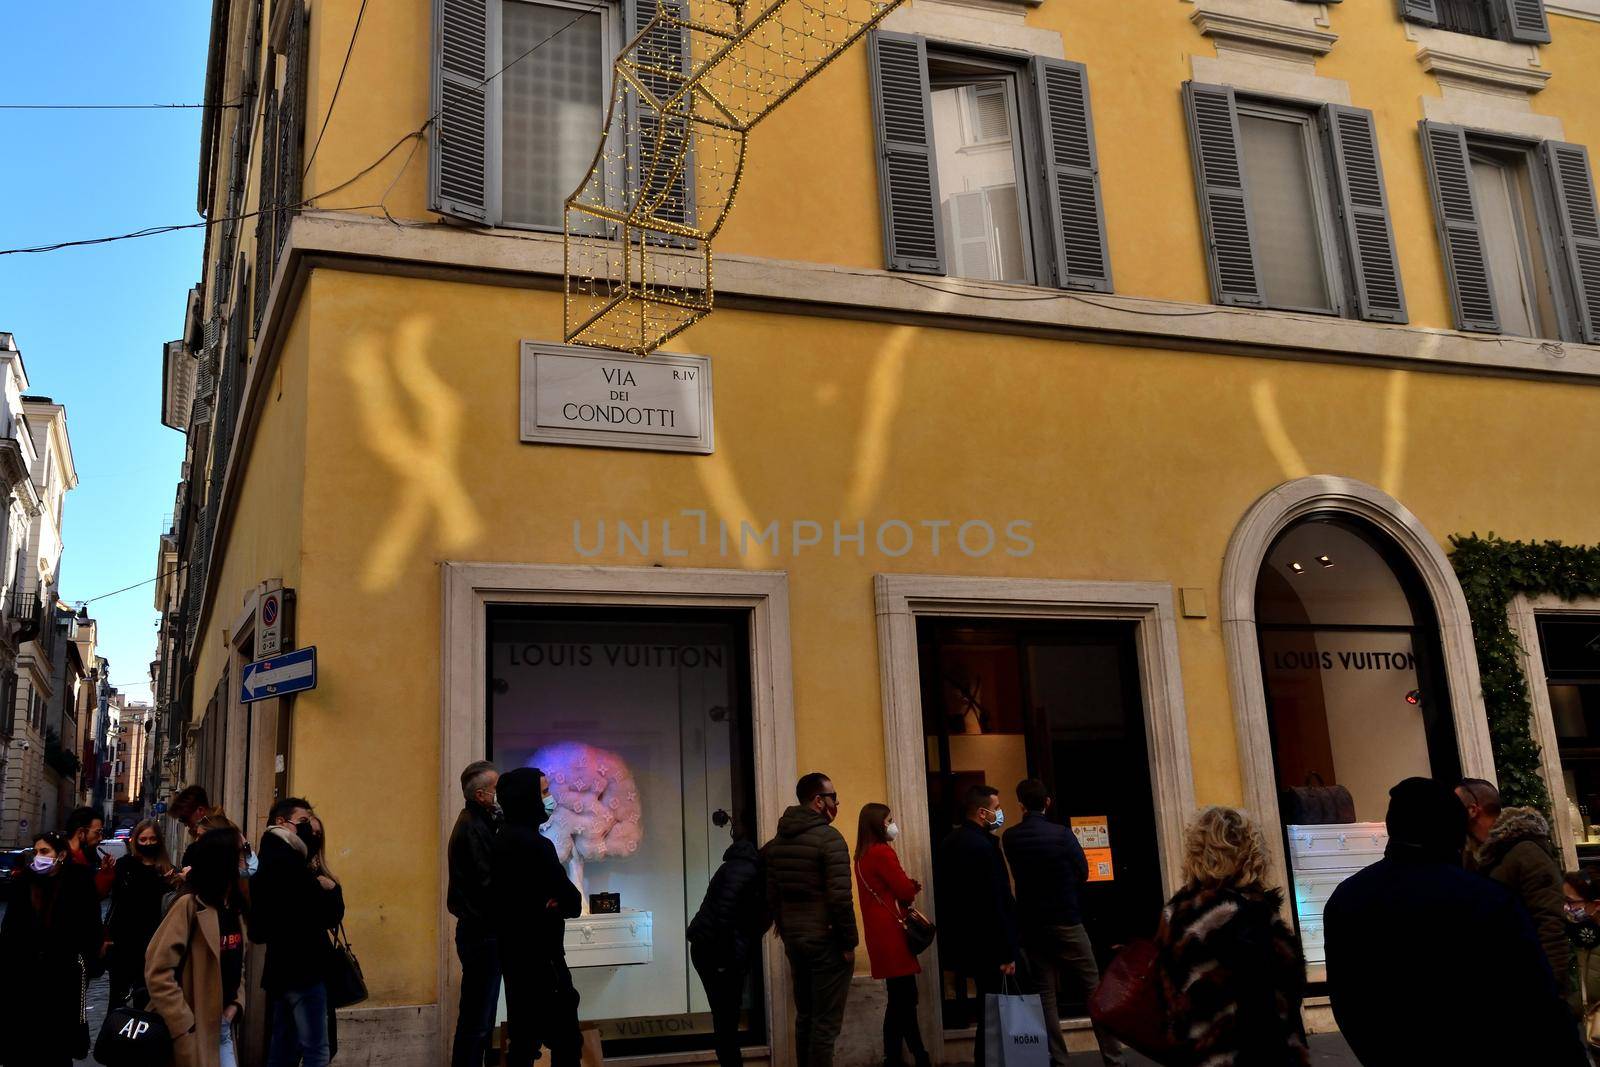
[1152,807,1309,1067]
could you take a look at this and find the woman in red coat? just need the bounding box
[856,803,931,1067]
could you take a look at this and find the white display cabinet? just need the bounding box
[1286,821,1388,972]
[565,909,654,968]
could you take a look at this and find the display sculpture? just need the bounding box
[533,742,644,914]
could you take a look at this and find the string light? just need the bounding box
[564,0,908,355]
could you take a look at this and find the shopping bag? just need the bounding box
[983,986,1049,1067]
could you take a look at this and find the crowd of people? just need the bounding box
[0,785,345,1067]
[7,762,1599,1067]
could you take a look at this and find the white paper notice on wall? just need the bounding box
[520,342,714,454]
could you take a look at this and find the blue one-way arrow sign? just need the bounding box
[241,646,317,704]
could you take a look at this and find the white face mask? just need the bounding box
[885,822,900,841]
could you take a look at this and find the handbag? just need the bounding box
[1278,772,1356,826]
[94,999,173,1067]
[983,977,1049,1067]
[1087,939,1181,1062]
[856,860,937,955]
[325,922,369,1009]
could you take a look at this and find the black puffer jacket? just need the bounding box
[1155,883,1308,1067]
[1475,806,1568,993]
[764,806,857,954]
[688,840,772,967]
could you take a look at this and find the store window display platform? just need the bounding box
[566,908,654,968]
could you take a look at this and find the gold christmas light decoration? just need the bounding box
[564,0,905,354]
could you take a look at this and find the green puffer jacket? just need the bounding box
[764,805,858,954]
[1476,807,1569,996]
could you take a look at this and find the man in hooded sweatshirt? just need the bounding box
[491,766,583,1067]
[1325,777,1584,1066]
[765,772,856,1067]
[252,796,345,1067]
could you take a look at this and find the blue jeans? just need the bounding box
[452,924,503,1067]
[267,980,331,1067]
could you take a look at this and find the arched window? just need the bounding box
[1255,514,1462,981]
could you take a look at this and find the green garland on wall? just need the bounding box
[1449,534,1600,813]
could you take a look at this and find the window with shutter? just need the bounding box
[867,35,1111,290]
[1032,58,1111,292]
[1420,123,1497,331]
[1186,86,1406,322]
[1399,0,1549,43]
[253,85,279,337]
[277,1,309,250]
[1184,82,1265,307]
[429,0,620,229]
[1539,140,1600,342]
[869,32,944,275]
[1324,106,1407,323]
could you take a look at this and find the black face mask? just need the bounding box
[135,842,162,859]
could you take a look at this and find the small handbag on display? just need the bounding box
[856,860,937,956]
[325,922,369,1009]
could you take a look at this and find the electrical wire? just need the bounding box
[0,101,241,110]
[75,562,188,607]
[301,0,369,177]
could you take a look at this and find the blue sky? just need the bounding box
[0,5,213,699]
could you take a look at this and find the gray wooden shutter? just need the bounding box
[429,0,491,222]
[1419,121,1498,332]
[1183,81,1263,307]
[1322,105,1407,323]
[277,1,309,253]
[1501,0,1551,43]
[1031,58,1111,293]
[626,0,695,230]
[253,85,279,337]
[869,31,943,274]
[1539,140,1600,343]
[1398,0,1441,26]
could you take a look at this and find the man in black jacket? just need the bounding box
[688,824,771,1067]
[492,767,583,1067]
[1326,777,1585,1066]
[1001,780,1125,1067]
[448,759,501,1067]
[252,796,345,1067]
[935,784,1017,1067]
[765,772,856,1067]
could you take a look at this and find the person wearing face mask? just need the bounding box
[765,772,857,1067]
[250,797,345,1067]
[934,784,1018,1067]
[107,818,182,1007]
[1002,780,1125,1067]
[855,803,929,1067]
[688,814,771,1067]
[448,759,503,1067]
[0,831,102,1066]
[491,766,583,1067]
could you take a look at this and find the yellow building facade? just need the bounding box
[159,0,1600,1061]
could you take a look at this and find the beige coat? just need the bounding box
[144,894,246,1067]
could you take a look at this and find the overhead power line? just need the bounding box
[0,101,241,110]
[302,0,370,176]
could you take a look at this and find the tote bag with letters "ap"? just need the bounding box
[983,979,1050,1067]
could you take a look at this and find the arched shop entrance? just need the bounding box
[1256,515,1460,979]
[1221,477,1496,981]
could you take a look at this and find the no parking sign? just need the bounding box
[259,589,283,656]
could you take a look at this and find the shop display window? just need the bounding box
[487,606,764,1057]
[917,618,1163,1030]
[1256,516,1460,982]
[1537,615,1600,866]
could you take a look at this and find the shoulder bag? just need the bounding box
[856,860,937,956]
[1087,938,1181,1061]
[325,922,369,1008]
